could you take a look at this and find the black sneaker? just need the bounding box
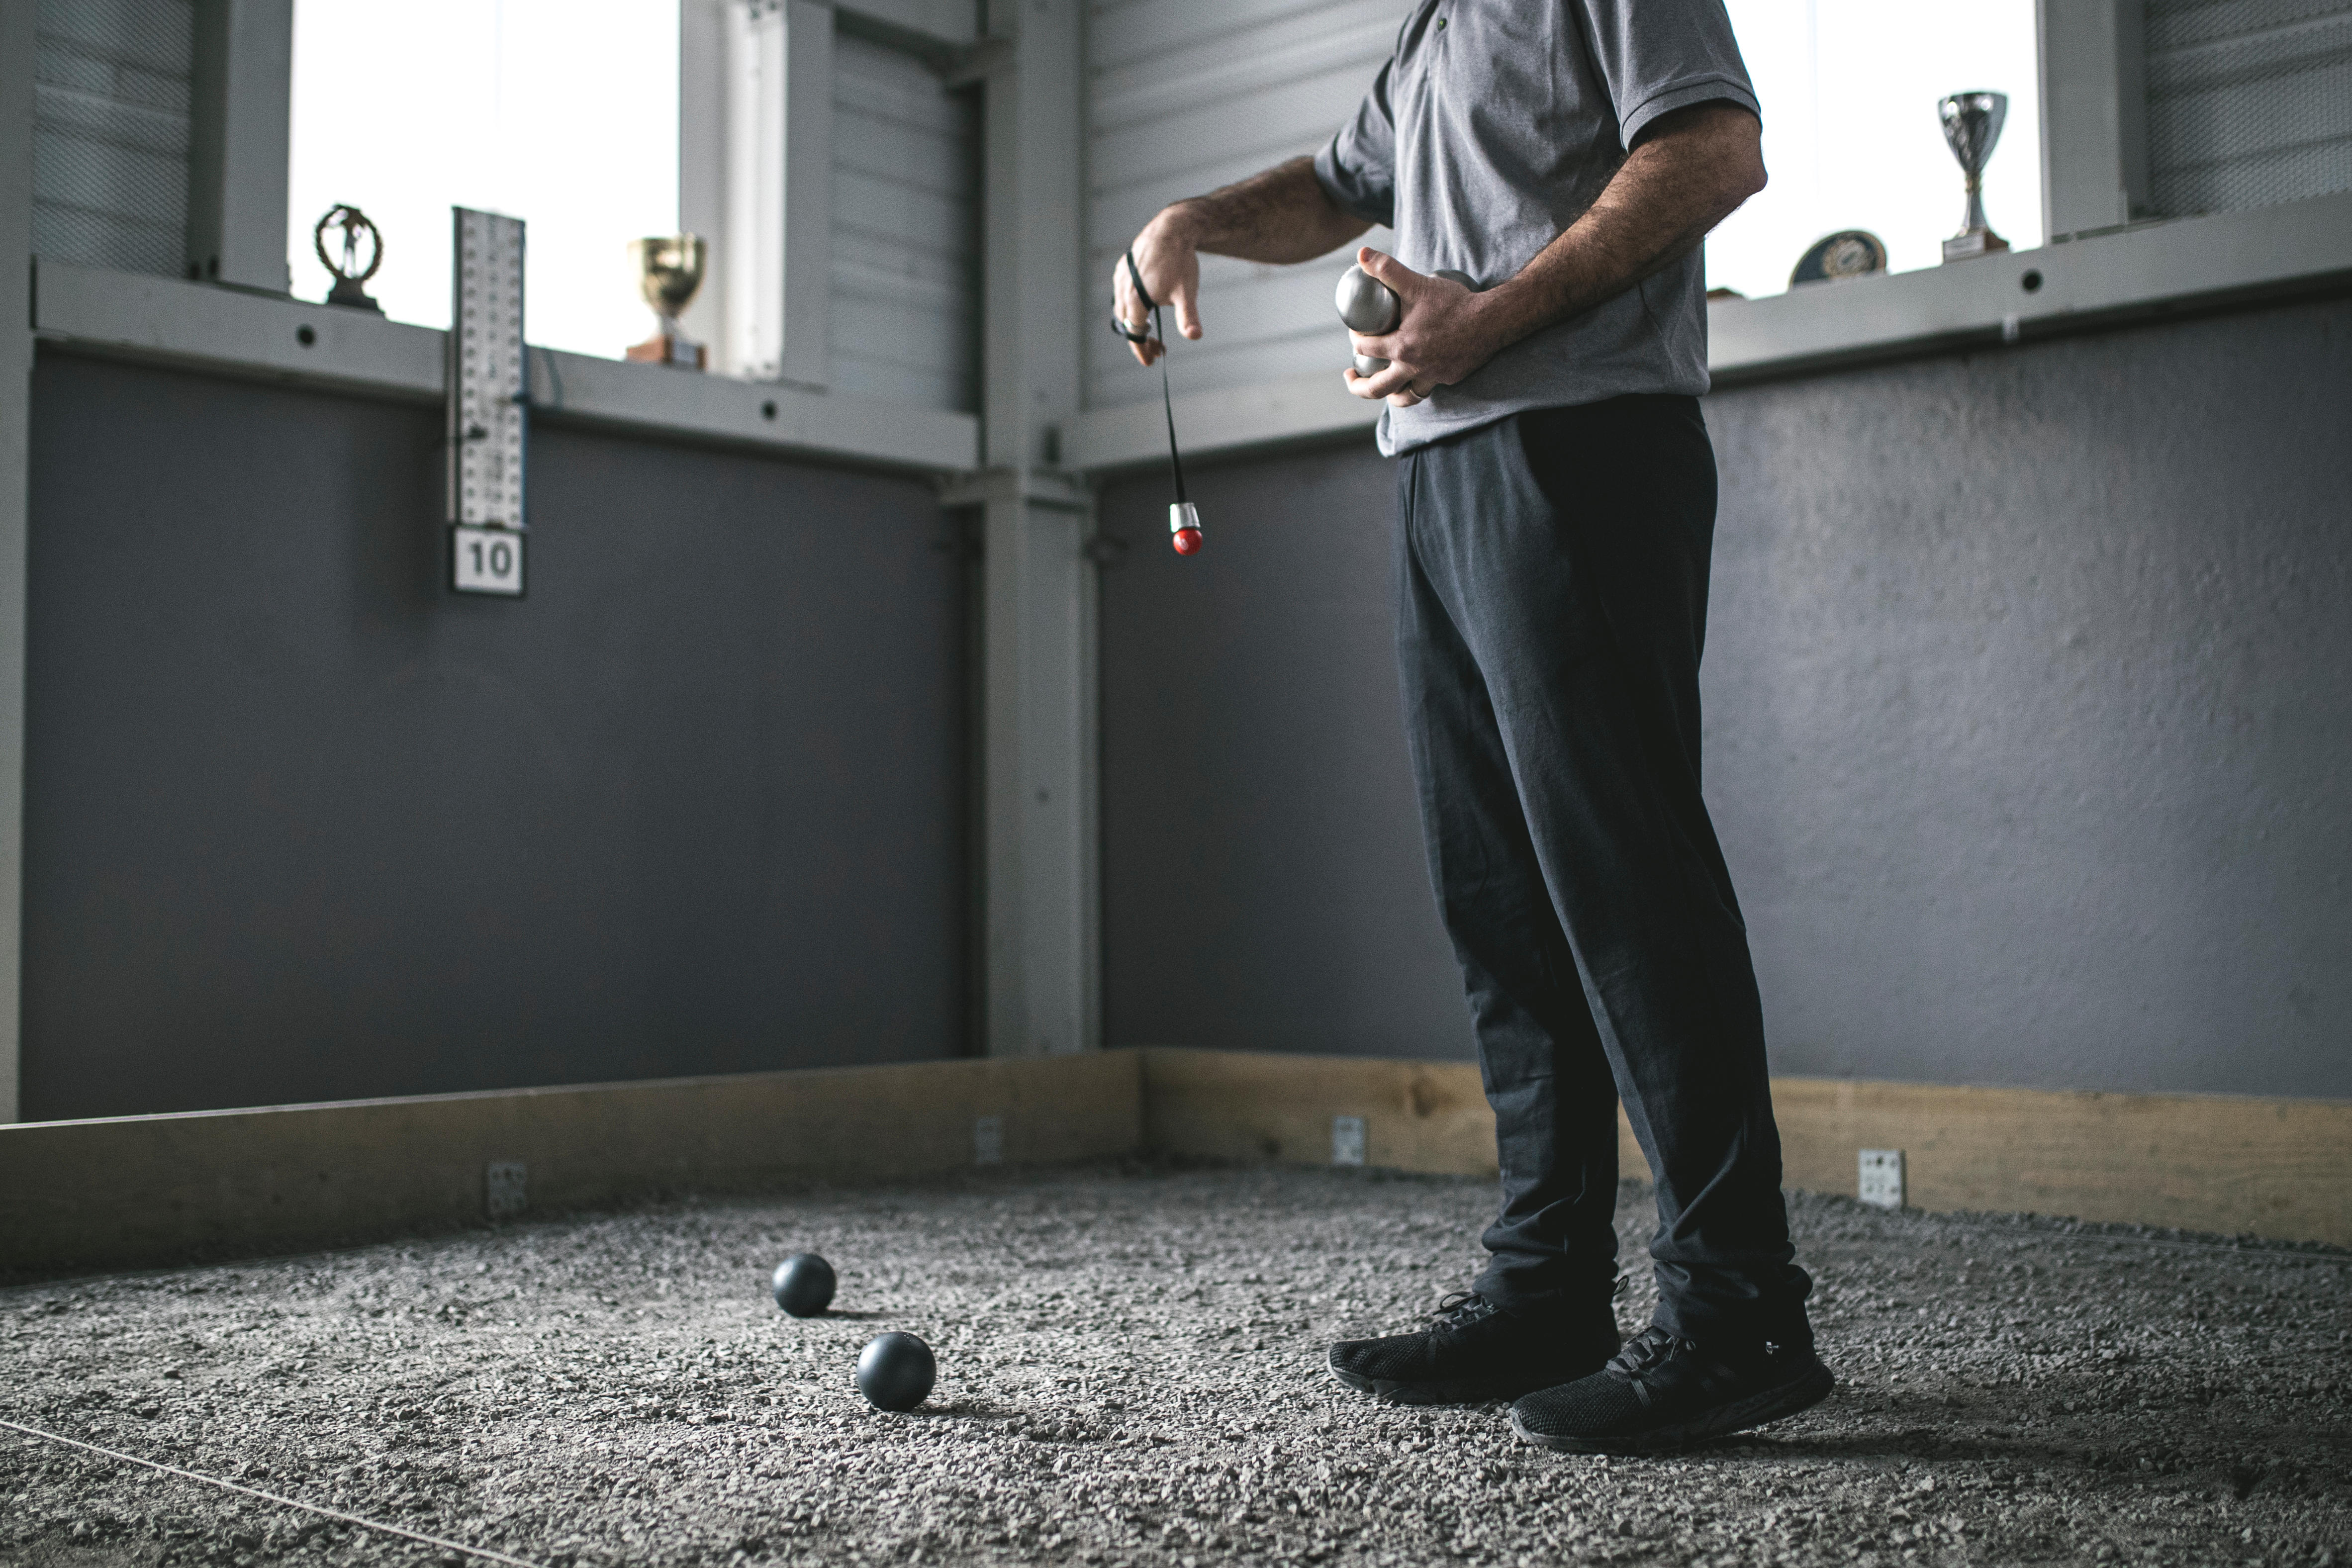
[1327,1291,1621,1406]
[1508,1323,1833,1453]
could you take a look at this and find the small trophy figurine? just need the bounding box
[1939,92,2010,263]
[626,234,708,369]
[313,204,383,311]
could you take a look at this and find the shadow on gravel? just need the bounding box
[903,1397,1018,1422]
[1722,1428,2121,1466]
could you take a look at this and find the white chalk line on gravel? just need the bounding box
[0,1414,546,1568]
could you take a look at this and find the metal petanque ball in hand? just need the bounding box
[1334,265,1479,379]
[1335,264,1402,376]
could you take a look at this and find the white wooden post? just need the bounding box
[2038,0,2150,240]
[976,0,1095,1058]
[680,0,833,385]
[187,0,293,291]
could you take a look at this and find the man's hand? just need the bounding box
[1115,156,1373,369]
[1341,250,1501,407]
[1115,210,1203,368]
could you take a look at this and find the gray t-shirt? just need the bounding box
[1313,0,1759,455]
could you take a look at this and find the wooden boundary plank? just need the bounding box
[1135,1050,2352,1250]
[0,1054,1140,1278]
[1767,1077,2352,1248]
[4,1048,2344,1279]
[1138,1049,1496,1176]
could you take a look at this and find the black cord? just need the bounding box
[1115,250,1187,507]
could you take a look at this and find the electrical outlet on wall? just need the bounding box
[485,1161,527,1220]
[1858,1148,1905,1210]
[973,1115,1004,1166]
[1331,1115,1367,1167]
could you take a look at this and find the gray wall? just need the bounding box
[1098,294,2352,1100]
[24,354,969,1120]
[1097,442,1464,1063]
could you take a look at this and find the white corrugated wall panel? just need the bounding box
[31,0,194,278]
[1085,0,1412,410]
[2146,0,2352,216]
[830,31,980,412]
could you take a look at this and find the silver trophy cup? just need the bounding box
[1939,92,2010,262]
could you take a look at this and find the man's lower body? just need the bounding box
[1327,395,1830,1452]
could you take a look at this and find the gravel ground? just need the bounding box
[2,1162,2347,1568]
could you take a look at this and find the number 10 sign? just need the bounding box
[452,525,524,595]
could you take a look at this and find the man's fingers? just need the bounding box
[1171,279,1203,342]
[1345,357,1416,400]
[1357,245,1425,295]
[1112,254,1157,365]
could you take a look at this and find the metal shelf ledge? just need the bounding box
[1060,189,2352,474]
[31,258,982,479]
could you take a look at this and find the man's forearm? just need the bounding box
[1480,104,1764,349]
[1161,156,1370,266]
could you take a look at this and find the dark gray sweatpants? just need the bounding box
[1394,393,1813,1345]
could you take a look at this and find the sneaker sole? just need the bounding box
[1327,1350,1605,1408]
[1508,1360,1836,1455]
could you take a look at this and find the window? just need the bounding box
[285,0,680,359]
[1708,0,2045,299]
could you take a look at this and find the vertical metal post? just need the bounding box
[678,0,730,356]
[2038,0,2150,239]
[776,0,833,388]
[0,0,33,1119]
[186,0,293,291]
[977,0,1095,1057]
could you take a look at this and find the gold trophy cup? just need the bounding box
[627,234,708,369]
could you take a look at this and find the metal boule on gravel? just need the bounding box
[855,1332,936,1411]
[770,1253,836,1317]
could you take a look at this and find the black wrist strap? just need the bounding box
[1113,250,1188,507]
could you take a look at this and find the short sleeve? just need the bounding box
[1313,58,1398,229]
[1578,0,1761,150]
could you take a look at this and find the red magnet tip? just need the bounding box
[1171,527,1203,555]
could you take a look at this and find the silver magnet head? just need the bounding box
[1354,353,1388,377]
[1334,264,1400,335]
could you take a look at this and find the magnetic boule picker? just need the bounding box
[1111,252,1202,555]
